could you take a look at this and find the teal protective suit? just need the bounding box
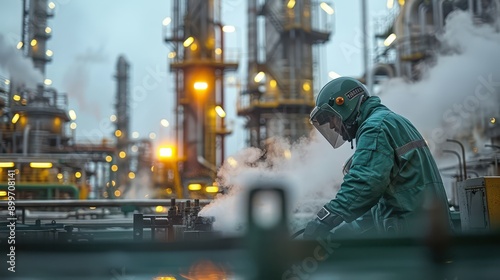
[325,96,452,234]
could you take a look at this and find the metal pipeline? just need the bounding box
[197,155,218,174]
[23,124,31,155]
[419,3,429,34]
[469,0,475,17]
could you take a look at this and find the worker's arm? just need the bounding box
[326,125,394,223]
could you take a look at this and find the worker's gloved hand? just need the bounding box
[303,207,343,240]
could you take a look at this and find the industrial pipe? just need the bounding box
[447,139,467,180]
[485,144,500,175]
[23,124,31,156]
[419,3,429,35]
[443,149,463,181]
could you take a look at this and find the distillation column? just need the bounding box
[114,56,131,193]
[238,0,332,149]
[21,0,53,76]
[165,0,238,197]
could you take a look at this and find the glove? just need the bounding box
[303,219,333,240]
[303,207,343,240]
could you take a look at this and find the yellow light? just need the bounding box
[398,0,405,6]
[159,147,173,158]
[30,162,53,168]
[44,79,52,86]
[206,186,219,193]
[166,188,173,194]
[68,109,77,120]
[16,42,23,49]
[57,173,63,180]
[114,190,121,197]
[215,48,222,55]
[320,2,335,15]
[168,51,176,59]
[151,165,155,172]
[302,82,311,91]
[387,0,394,9]
[183,36,194,47]
[270,79,277,88]
[111,180,116,187]
[75,171,82,178]
[110,114,117,122]
[190,43,198,51]
[13,95,21,101]
[491,117,497,124]
[128,172,135,179]
[254,71,265,83]
[115,130,122,137]
[188,184,202,191]
[384,33,397,47]
[160,119,169,127]
[119,151,127,158]
[284,149,292,159]
[0,191,7,197]
[11,113,20,124]
[215,106,226,118]
[105,155,112,162]
[155,206,165,213]
[194,82,208,90]
[226,157,238,167]
[111,165,118,172]
[46,49,53,57]
[70,122,77,129]
[162,17,171,26]
[287,0,296,9]
[30,39,37,46]
[48,2,55,9]
[45,27,52,34]
[0,162,15,168]
[153,276,177,280]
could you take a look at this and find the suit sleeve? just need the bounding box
[325,126,394,222]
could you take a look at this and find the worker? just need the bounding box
[304,77,452,239]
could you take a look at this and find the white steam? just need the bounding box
[0,34,43,87]
[380,11,500,155]
[200,133,353,236]
[202,11,500,236]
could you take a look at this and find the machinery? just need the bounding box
[457,176,500,232]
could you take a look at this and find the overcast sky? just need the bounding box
[0,0,388,157]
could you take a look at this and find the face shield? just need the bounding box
[310,103,346,149]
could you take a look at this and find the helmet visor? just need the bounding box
[310,104,346,148]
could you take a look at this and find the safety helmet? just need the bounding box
[310,77,370,148]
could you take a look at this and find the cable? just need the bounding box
[291,228,305,239]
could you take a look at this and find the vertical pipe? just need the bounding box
[419,4,428,35]
[469,0,475,17]
[23,124,31,155]
[447,139,467,180]
[443,150,463,181]
[361,0,372,92]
